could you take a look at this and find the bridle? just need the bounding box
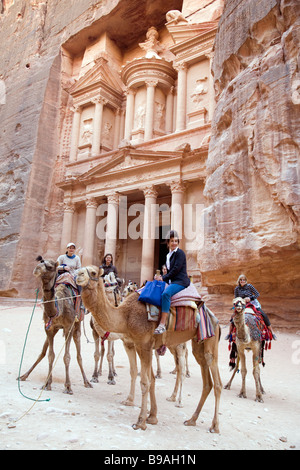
[81,268,100,289]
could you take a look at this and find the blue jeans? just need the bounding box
[161,283,186,313]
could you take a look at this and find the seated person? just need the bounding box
[226,274,276,339]
[154,230,190,334]
[57,243,81,279]
[100,253,121,285]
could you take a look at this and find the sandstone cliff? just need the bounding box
[0,0,182,296]
[200,0,300,328]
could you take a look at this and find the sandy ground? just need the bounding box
[0,301,299,452]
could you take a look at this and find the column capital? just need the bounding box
[63,200,75,213]
[92,96,107,106]
[85,197,98,209]
[107,193,120,205]
[169,180,185,194]
[174,61,188,72]
[70,104,82,113]
[125,87,136,96]
[143,186,158,199]
[145,79,158,88]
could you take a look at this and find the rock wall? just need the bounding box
[0,0,182,296]
[200,0,300,328]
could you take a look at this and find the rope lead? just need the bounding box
[17,288,51,404]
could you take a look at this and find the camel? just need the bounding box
[90,272,123,384]
[76,266,222,432]
[19,257,92,394]
[224,298,265,403]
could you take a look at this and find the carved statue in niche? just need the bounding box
[139,27,163,59]
[102,121,113,144]
[80,119,93,145]
[134,104,146,129]
[155,102,165,130]
[166,10,189,24]
[191,77,208,106]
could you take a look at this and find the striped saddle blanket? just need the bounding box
[166,303,217,341]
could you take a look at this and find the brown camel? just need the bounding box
[76,266,222,432]
[90,272,123,385]
[224,298,265,402]
[18,257,92,394]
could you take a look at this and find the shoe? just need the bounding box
[154,324,166,335]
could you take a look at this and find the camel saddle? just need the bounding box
[55,273,83,321]
[228,303,273,369]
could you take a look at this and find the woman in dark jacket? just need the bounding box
[154,230,190,334]
[100,253,118,278]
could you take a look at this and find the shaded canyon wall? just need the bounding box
[200,0,300,328]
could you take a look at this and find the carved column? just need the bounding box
[124,88,136,141]
[105,193,119,261]
[170,181,185,241]
[83,197,98,266]
[69,106,82,162]
[92,97,106,156]
[61,200,75,252]
[165,86,174,134]
[175,62,188,132]
[140,186,158,284]
[113,108,121,149]
[144,80,158,141]
[206,53,215,122]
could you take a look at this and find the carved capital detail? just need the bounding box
[169,180,185,194]
[63,201,75,213]
[85,197,98,209]
[107,193,120,205]
[143,186,158,199]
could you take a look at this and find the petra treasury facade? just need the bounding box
[0,0,299,327]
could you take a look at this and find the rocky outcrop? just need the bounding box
[200,0,300,328]
[0,0,182,297]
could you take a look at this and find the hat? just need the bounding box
[67,243,76,248]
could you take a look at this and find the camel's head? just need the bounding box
[233,297,246,313]
[33,256,58,279]
[76,266,104,288]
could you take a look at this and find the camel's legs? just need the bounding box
[185,333,222,433]
[44,329,58,391]
[252,346,264,403]
[167,344,186,407]
[155,350,162,378]
[91,329,101,383]
[133,344,155,430]
[185,346,190,378]
[147,365,158,425]
[98,342,105,377]
[63,327,73,394]
[106,340,116,385]
[224,356,240,390]
[238,350,247,399]
[121,338,138,406]
[72,323,92,389]
[18,338,49,381]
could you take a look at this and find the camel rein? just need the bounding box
[10,288,79,427]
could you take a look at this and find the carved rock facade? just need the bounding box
[201,0,300,327]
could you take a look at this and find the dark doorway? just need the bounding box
[154,224,170,274]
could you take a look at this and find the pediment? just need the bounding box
[167,21,218,45]
[79,149,182,182]
[68,57,125,97]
